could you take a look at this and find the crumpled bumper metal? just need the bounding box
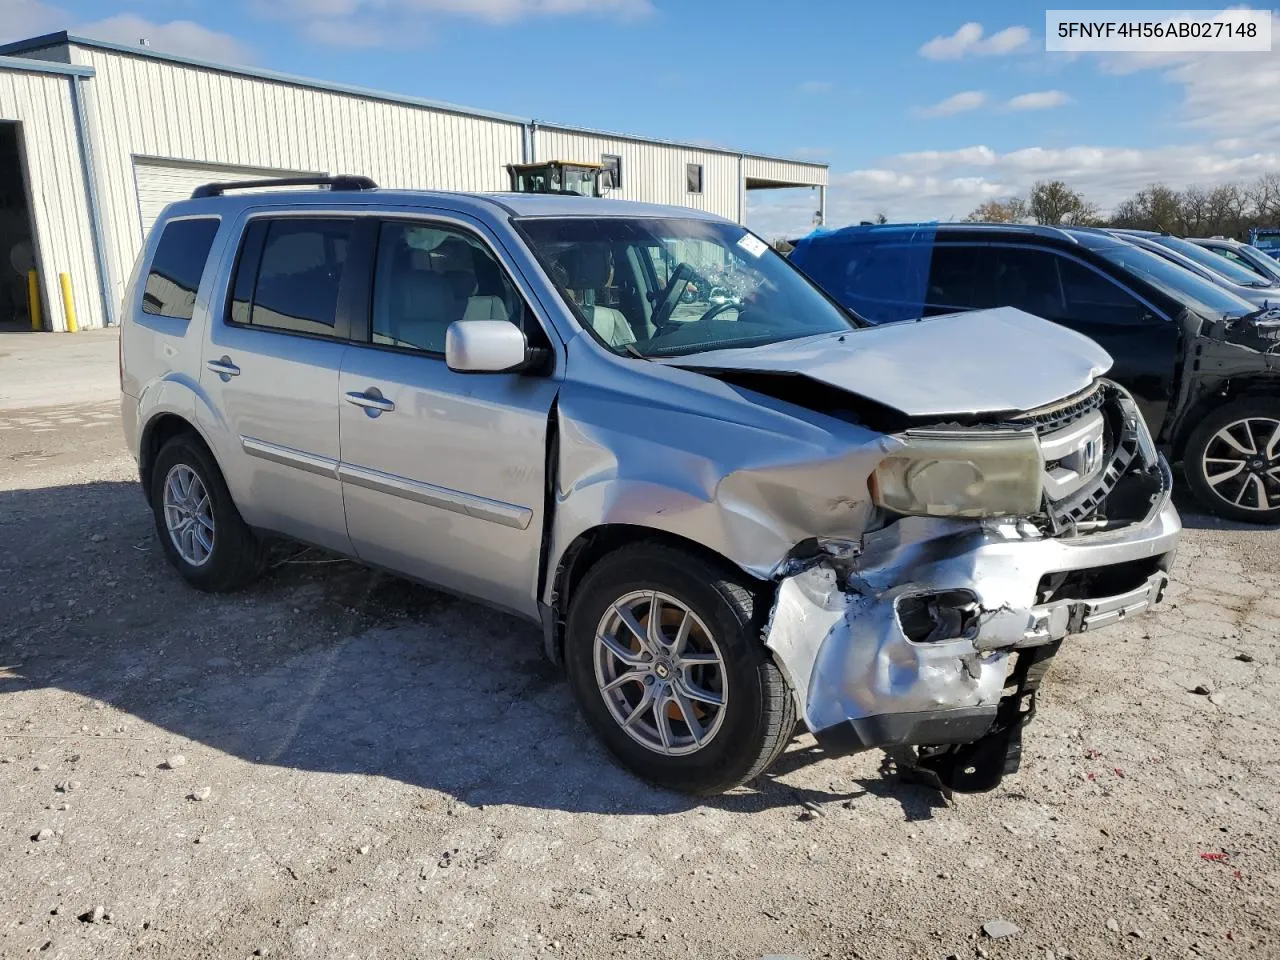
[764,491,1181,753]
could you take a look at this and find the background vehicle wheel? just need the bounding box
[564,543,796,795]
[150,433,267,592]
[1185,399,1280,524]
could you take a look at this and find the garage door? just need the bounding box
[133,158,321,237]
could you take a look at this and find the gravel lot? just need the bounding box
[1,332,1277,959]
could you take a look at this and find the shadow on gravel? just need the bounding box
[1170,473,1278,532]
[0,480,880,818]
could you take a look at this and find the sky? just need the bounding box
[3,0,1279,238]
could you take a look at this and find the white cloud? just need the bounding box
[913,90,986,118]
[1005,89,1071,111]
[798,80,833,94]
[745,12,1280,238]
[919,22,1030,60]
[78,14,253,62]
[0,0,253,62]
[0,0,67,42]
[749,139,1280,239]
[1101,13,1280,137]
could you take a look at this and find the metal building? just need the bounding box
[0,32,828,331]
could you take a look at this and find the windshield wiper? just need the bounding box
[622,342,651,361]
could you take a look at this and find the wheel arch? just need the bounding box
[138,411,216,498]
[541,523,772,666]
[1171,377,1280,460]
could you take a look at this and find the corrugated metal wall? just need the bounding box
[744,155,827,188]
[72,46,526,311]
[0,68,103,330]
[534,126,742,220]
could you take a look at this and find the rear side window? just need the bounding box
[142,217,220,320]
[228,218,354,337]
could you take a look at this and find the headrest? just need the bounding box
[557,245,611,289]
[445,270,477,298]
[434,236,475,274]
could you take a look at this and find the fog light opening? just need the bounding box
[897,590,981,644]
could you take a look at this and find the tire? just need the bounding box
[1184,399,1280,525]
[564,543,796,795]
[149,433,267,592]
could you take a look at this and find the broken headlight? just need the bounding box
[870,428,1044,518]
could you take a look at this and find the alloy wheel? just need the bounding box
[163,464,215,566]
[1201,416,1280,512]
[593,590,728,757]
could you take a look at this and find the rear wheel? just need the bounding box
[1185,399,1280,524]
[150,434,267,591]
[564,543,796,794]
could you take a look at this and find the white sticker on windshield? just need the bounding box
[737,232,768,258]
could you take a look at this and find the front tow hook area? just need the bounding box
[897,639,1064,795]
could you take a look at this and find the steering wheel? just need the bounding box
[651,263,696,331]
[693,300,740,324]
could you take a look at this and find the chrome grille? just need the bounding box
[1015,382,1106,438]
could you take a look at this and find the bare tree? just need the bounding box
[1028,180,1094,225]
[1246,173,1280,224]
[964,197,1029,222]
[1109,183,1183,232]
[1179,185,1209,235]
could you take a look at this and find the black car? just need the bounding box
[790,222,1280,523]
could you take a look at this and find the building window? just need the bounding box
[687,163,703,194]
[601,154,622,189]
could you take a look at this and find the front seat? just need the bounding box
[391,255,464,352]
[434,236,511,322]
[556,246,636,348]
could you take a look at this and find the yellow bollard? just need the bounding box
[59,272,78,333]
[26,269,41,331]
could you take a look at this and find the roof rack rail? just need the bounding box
[190,175,378,199]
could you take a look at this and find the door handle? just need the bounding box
[345,390,395,414]
[206,356,240,379]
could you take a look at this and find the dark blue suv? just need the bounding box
[790,223,1280,524]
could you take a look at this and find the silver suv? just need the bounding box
[120,177,1181,795]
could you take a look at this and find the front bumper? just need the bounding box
[764,493,1180,755]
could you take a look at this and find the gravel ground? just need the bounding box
[1,396,1277,960]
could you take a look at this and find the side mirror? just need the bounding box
[445,319,539,374]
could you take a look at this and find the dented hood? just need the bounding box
[669,306,1113,419]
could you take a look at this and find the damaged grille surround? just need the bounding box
[762,380,1180,788]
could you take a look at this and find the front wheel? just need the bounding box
[564,543,796,794]
[1185,399,1280,524]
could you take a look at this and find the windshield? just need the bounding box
[1153,235,1273,287]
[1097,242,1256,319]
[517,217,856,358]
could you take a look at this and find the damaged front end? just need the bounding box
[764,381,1181,793]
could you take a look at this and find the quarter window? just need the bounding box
[142,217,220,320]
[371,222,522,355]
[229,218,353,337]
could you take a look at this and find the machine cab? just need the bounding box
[507,161,611,198]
